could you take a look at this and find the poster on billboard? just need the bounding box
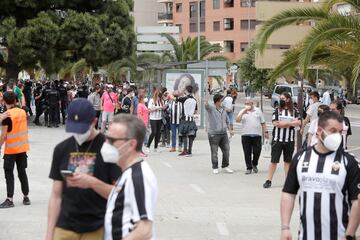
[163,70,204,127]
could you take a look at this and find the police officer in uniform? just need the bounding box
[46,82,60,128]
[58,80,68,124]
[33,83,43,126]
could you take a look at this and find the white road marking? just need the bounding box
[216,222,230,236]
[162,162,173,168]
[189,184,205,194]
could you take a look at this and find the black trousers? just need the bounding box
[34,103,43,123]
[25,97,33,116]
[60,100,67,123]
[147,120,162,149]
[3,153,29,198]
[241,135,262,170]
[49,104,59,125]
[95,110,101,129]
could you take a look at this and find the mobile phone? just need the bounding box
[61,170,74,178]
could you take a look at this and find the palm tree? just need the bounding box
[162,34,227,68]
[256,1,360,91]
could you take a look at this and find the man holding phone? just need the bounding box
[46,99,121,240]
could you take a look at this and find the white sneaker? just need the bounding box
[145,147,150,153]
[166,144,171,148]
[213,169,219,174]
[222,167,234,174]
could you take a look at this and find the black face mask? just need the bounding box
[279,99,286,108]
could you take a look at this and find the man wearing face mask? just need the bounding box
[102,114,158,240]
[280,111,360,240]
[301,91,321,134]
[236,98,268,174]
[46,99,121,240]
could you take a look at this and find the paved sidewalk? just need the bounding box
[0,125,358,239]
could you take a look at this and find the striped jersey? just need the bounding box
[170,98,183,125]
[283,147,360,240]
[178,95,197,121]
[104,160,158,240]
[148,98,163,120]
[272,107,300,142]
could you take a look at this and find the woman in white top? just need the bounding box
[146,89,164,152]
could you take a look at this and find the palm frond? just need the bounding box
[257,7,328,53]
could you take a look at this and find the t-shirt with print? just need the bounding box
[49,133,121,233]
[101,91,118,113]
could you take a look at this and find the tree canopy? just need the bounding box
[238,44,270,91]
[0,0,135,79]
[256,0,360,91]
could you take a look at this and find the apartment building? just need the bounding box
[254,1,324,69]
[157,0,257,61]
[133,0,163,28]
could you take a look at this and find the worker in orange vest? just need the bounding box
[0,91,30,208]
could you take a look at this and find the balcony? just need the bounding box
[158,12,173,24]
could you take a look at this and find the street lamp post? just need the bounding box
[197,0,201,61]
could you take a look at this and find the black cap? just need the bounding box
[66,99,96,134]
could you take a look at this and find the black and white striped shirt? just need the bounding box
[104,160,158,240]
[283,147,360,240]
[170,98,183,125]
[178,95,197,122]
[272,107,300,142]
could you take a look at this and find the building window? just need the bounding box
[176,24,182,33]
[213,21,220,31]
[271,44,291,49]
[224,40,234,52]
[190,22,205,32]
[213,0,220,9]
[190,1,205,18]
[190,2,196,18]
[240,20,257,29]
[200,1,206,17]
[224,18,234,30]
[240,42,249,52]
[224,0,234,7]
[176,3,182,13]
[240,0,256,7]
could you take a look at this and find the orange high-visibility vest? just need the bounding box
[4,108,30,154]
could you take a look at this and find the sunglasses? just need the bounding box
[105,136,131,145]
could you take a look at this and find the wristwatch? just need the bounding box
[345,235,355,240]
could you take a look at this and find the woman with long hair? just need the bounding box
[137,88,149,157]
[146,88,164,152]
[263,92,301,188]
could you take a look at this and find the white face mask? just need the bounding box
[73,128,92,146]
[320,130,342,151]
[100,141,130,164]
[309,99,314,105]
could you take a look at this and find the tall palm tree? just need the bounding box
[162,33,226,68]
[256,1,360,91]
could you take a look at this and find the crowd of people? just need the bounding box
[0,77,359,239]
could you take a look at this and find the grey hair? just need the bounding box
[112,114,146,152]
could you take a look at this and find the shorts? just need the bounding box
[271,141,295,163]
[102,112,114,123]
[53,227,104,240]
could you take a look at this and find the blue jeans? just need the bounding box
[171,123,182,148]
[227,111,234,128]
